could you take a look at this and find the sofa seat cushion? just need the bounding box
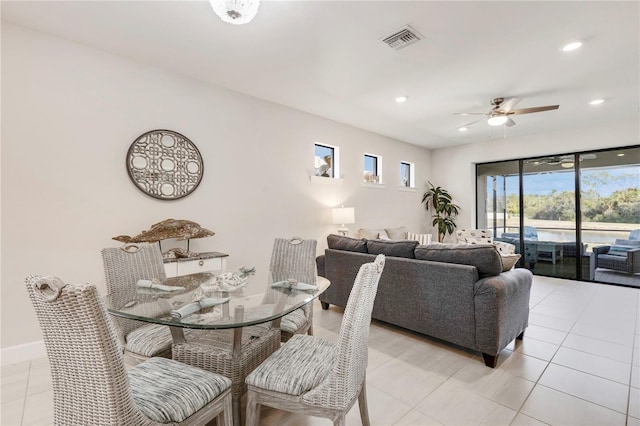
[415,243,503,277]
[367,239,418,258]
[327,234,368,253]
[128,357,231,423]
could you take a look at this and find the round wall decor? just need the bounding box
[126,129,204,200]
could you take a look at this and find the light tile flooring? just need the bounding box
[2,276,639,425]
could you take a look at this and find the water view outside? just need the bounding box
[477,146,639,285]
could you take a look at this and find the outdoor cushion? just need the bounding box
[327,234,368,253]
[414,243,503,277]
[128,357,231,423]
[608,245,638,257]
[245,334,335,396]
[366,239,418,258]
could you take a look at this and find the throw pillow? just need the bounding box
[326,234,368,253]
[500,254,521,271]
[385,226,408,240]
[414,243,502,277]
[407,232,432,245]
[378,233,390,240]
[357,228,389,240]
[366,240,418,258]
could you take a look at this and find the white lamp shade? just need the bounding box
[332,207,355,225]
[209,0,260,25]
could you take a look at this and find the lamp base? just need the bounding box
[337,226,349,236]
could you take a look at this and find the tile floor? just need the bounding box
[2,275,639,425]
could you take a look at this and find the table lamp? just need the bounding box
[332,206,355,236]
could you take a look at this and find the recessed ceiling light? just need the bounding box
[561,41,583,52]
[458,127,468,132]
[395,96,408,103]
[589,99,604,105]
[617,153,625,157]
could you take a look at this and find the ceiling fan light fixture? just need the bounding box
[561,41,583,52]
[589,99,604,105]
[458,127,468,132]
[395,96,408,103]
[209,0,260,25]
[487,115,508,126]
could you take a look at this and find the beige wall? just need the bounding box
[1,23,431,350]
[431,117,640,233]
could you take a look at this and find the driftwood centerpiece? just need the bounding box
[113,219,215,244]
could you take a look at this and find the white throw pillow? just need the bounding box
[407,232,432,245]
[378,232,390,240]
[385,226,408,240]
[357,228,389,240]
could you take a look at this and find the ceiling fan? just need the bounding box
[455,97,559,128]
[527,153,597,168]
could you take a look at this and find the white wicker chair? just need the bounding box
[25,275,233,426]
[101,243,174,366]
[245,254,386,426]
[268,237,318,342]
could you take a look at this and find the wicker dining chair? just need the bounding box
[101,243,174,366]
[25,275,233,426]
[267,236,318,341]
[245,254,386,426]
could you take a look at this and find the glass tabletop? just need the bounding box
[104,272,330,330]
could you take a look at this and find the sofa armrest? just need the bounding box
[316,255,326,278]
[473,268,533,356]
[593,245,611,255]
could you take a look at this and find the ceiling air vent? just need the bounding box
[381,26,423,50]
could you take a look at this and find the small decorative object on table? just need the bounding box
[201,266,256,292]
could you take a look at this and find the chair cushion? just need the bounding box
[125,323,173,357]
[327,234,367,253]
[246,334,335,396]
[280,308,308,334]
[608,245,637,257]
[128,357,231,423]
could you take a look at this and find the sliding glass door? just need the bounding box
[477,146,639,286]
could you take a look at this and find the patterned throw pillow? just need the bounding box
[407,232,432,245]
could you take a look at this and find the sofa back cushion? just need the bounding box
[366,239,418,258]
[414,243,503,277]
[327,234,368,253]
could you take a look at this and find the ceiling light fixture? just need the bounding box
[561,162,574,169]
[487,115,508,126]
[561,41,583,52]
[395,96,408,103]
[209,0,260,25]
[458,127,468,132]
[617,153,625,157]
[589,99,604,105]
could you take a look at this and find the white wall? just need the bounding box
[1,23,432,350]
[431,117,640,232]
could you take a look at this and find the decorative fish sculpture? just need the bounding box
[113,219,215,243]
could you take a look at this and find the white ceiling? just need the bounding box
[2,1,639,149]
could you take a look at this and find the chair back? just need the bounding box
[101,243,166,340]
[24,275,148,425]
[303,254,385,409]
[269,237,317,284]
[630,229,640,241]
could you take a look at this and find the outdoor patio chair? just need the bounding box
[245,254,386,426]
[25,275,233,426]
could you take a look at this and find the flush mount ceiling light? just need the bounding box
[395,96,408,103]
[458,127,468,132]
[561,41,583,52]
[209,0,260,25]
[487,115,508,126]
[590,99,604,105]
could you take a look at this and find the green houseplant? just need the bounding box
[421,181,461,242]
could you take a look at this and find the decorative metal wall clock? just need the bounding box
[126,129,204,200]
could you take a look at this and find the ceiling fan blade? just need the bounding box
[453,112,487,116]
[510,105,559,115]
[499,97,520,112]
[461,120,481,127]
[505,117,516,127]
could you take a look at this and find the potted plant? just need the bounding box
[421,181,460,242]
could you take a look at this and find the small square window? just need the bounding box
[364,153,382,184]
[314,143,339,178]
[400,161,415,188]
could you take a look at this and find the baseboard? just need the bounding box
[1,340,46,366]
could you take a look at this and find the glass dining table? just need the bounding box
[104,271,330,426]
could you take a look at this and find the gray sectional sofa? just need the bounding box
[316,235,533,367]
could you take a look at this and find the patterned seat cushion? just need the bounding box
[245,334,335,396]
[280,308,308,334]
[125,323,173,357]
[128,357,231,423]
